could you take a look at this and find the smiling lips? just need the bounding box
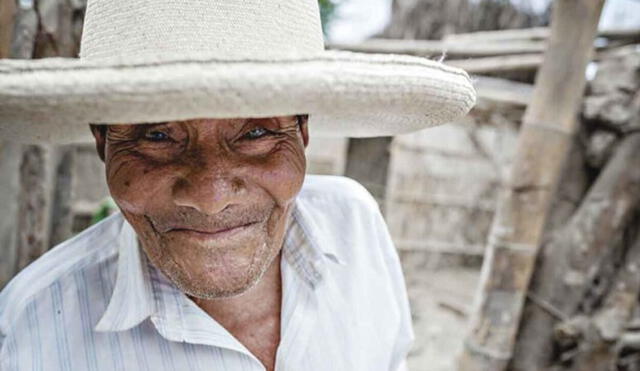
[166,221,260,241]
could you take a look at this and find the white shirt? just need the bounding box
[0,175,413,371]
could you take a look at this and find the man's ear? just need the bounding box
[89,124,107,162]
[298,115,310,148]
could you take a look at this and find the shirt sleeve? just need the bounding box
[370,205,415,371]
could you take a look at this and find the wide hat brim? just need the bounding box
[0,50,476,144]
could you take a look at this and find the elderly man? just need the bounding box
[0,0,475,370]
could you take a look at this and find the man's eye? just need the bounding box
[242,127,272,140]
[144,131,170,142]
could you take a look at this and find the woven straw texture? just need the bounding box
[0,0,476,143]
[79,0,325,60]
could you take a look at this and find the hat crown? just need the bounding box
[79,0,325,61]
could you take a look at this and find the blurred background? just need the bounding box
[1,1,639,370]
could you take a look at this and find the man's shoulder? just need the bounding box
[296,175,390,261]
[299,175,379,213]
[0,212,123,335]
[297,176,412,356]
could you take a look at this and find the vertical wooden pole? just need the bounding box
[0,143,22,286]
[0,0,16,58]
[9,0,38,59]
[0,0,81,287]
[457,1,605,370]
[0,0,20,286]
[49,146,75,246]
[36,0,80,246]
[15,145,55,271]
[344,137,393,213]
[0,0,39,287]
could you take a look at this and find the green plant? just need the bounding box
[318,0,339,36]
[91,197,118,225]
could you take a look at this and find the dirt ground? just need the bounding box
[399,251,481,371]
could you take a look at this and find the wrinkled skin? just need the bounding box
[91,116,309,299]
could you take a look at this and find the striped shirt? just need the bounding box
[0,175,413,371]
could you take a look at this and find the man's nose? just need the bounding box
[171,164,246,215]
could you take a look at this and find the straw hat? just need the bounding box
[0,0,476,144]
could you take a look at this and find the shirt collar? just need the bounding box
[290,200,344,266]
[94,215,155,332]
[94,197,342,333]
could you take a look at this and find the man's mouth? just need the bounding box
[166,221,260,241]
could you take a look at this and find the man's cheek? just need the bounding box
[107,174,148,215]
[107,163,172,215]
[259,150,306,202]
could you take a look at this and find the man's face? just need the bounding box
[91,116,309,299]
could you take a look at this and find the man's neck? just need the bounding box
[192,252,282,325]
[190,252,283,370]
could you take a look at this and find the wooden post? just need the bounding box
[509,132,640,370]
[568,231,640,371]
[15,145,55,271]
[0,143,22,286]
[0,0,81,287]
[343,0,550,215]
[457,1,605,370]
[49,146,76,246]
[344,137,393,212]
[38,0,82,247]
[0,0,20,286]
[0,0,39,288]
[0,0,16,58]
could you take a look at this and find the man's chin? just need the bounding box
[160,249,276,300]
[140,229,280,300]
[187,279,262,300]
[174,268,266,300]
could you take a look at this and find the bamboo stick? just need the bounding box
[447,54,543,74]
[329,41,636,75]
[443,27,550,43]
[598,27,640,40]
[444,26,640,44]
[456,1,606,370]
[328,45,637,75]
[328,39,547,57]
[394,239,485,256]
[474,76,533,107]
